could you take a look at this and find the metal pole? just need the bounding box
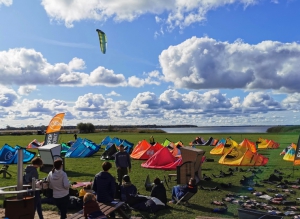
[17,148,24,199]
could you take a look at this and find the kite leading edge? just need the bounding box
[96,29,107,54]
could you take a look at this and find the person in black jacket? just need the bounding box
[150,177,167,204]
[92,161,116,203]
[120,175,137,202]
[169,178,197,204]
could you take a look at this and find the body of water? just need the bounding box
[159,126,272,133]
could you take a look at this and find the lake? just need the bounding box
[159,126,272,133]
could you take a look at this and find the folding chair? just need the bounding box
[163,175,169,189]
[174,192,196,206]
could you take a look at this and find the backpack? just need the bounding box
[132,199,164,213]
[269,174,283,182]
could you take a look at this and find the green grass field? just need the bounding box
[0,132,299,219]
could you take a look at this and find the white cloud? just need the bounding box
[0,86,18,107]
[18,85,37,96]
[105,91,121,97]
[282,93,300,110]
[0,88,293,128]
[0,48,128,87]
[159,37,300,92]
[128,70,162,87]
[0,0,12,7]
[242,92,283,112]
[89,67,127,87]
[41,0,258,29]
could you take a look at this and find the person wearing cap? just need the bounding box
[115,144,131,185]
[120,175,137,202]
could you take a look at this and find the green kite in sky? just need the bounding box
[96,29,107,54]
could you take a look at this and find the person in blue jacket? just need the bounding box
[92,161,116,203]
[169,178,197,204]
[115,145,131,185]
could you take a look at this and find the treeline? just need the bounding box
[267,125,300,133]
[0,124,196,131]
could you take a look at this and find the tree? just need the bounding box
[86,123,95,133]
[77,123,95,133]
[108,125,114,132]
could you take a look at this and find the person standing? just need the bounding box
[74,133,77,140]
[47,159,70,219]
[115,144,131,185]
[149,136,155,145]
[92,161,116,203]
[23,157,44,219]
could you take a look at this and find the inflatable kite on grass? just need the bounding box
[96,29,107,54]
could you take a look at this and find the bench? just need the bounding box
[67,201,130,219]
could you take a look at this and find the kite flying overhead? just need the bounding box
[96,29,107,54]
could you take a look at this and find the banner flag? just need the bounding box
[293,134,300,165]
[44,113,65,145]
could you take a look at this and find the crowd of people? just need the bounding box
[23,141,198,219]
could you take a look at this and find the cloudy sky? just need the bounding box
[0,0,300,128]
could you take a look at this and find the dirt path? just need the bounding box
[0,208,73,219]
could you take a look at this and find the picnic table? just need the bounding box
[67,201,130,219]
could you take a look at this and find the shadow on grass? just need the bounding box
[66,170,95,178]
[202,168,213,171]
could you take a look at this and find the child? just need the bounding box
[23,157,44,219]
[79,184,93,199]
[83,193,105,219]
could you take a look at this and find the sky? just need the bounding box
[0,0,300,128]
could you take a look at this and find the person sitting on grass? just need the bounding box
[150,177,167,204]
[83,193,106,219]
[169,177,197,204]
[120,175,137,202]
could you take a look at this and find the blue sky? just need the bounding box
[0,0,300,128]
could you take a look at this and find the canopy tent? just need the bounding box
[141,147,182,170]
[0,144,36,164]
[218,146,268,166]
[65,137,100,158]
[130,140,163,160]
